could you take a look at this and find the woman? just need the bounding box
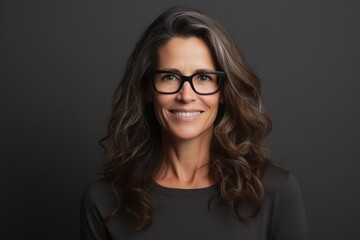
[80,6,308,240]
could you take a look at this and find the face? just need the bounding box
[149,36,220,141]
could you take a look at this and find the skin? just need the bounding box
[149,36,220,189]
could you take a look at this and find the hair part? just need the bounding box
[102,6,272,230]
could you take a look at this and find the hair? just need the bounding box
[101,6,272,230]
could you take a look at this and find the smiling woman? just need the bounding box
[80,6,308,240]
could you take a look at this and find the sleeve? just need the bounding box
[80,184,111,240]
[272,174,309,240]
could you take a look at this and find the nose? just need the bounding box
[176,81,196,103]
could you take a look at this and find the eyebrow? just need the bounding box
[157,68,217,74]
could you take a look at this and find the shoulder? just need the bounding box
[263,164,289,189]
[82,177,113,201]
[263,164,302,198]
[80,178,117,239]
[263,165,309,239]
[81,178,117,217]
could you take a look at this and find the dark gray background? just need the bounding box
[1,0,359,239]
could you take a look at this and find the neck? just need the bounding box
[153,129,214,189]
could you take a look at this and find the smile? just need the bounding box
[171,111,202,117]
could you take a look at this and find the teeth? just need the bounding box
[173,111,201,116]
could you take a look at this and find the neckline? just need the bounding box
[150,179,218,196]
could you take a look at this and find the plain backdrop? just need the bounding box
[1,0,359,239]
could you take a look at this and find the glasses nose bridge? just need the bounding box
[179,75,195,91]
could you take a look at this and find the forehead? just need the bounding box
[156,36,216,72]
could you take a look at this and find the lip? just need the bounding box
[169,109,204,121]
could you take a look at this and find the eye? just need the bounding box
[163,74,175,80]
[196,74,213,81]
[161,74,180,81]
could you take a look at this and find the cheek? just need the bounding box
[152,91,176,109]
[152,95,171,124]
[202,94,220,111]
[152,95,167,111]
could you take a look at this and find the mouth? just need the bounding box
[170,110,203,117]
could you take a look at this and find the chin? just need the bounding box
[165,125,213,141]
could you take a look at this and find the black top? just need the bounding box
[80,165,308,240]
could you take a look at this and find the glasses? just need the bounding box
[151,70,225,95]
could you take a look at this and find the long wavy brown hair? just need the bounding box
[102,6,272,230]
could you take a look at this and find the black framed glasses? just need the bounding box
[151,70,225,95]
